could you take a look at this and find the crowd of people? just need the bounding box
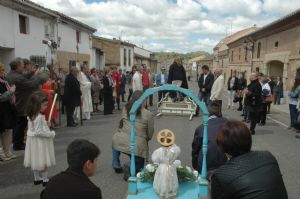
[196,65,300,138]
[0,57,292,198]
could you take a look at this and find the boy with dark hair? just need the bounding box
[41,139,102,199]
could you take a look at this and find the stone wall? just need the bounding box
[56,50,90,69]
[92,38,120,66]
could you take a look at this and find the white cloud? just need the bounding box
[31,0,300,53]
[263,0,300,16]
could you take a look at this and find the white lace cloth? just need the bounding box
[152,144,181,198]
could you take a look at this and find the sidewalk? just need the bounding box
[271,102,289,114]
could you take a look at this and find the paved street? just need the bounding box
[0,80,300,199]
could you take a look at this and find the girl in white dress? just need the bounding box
[152,129,181,198]
[24,91,56,186]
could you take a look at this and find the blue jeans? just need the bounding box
[243,109,249,121]
[112,147,145,172]
[199,92,210,106]
[289,104,298,128]
[112,147,121,169]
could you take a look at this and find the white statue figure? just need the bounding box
[152,129,181,198]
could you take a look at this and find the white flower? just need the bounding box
[193,170,198,177]
[173,160,182,168]
[137,172,142,178]
[186,166,192,173]
[146,164,155,172]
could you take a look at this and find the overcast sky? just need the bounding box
[32,0,300,53]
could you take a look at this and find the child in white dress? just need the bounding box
[152,129,181,198]
[24,91,56,186]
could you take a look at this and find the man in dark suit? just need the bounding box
[192,101,227,175]
[198,65,214,105]
[63,66,81,127]
[244,72,263,135]
[41,139,102,199]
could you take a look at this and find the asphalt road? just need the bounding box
[0,80,299,199]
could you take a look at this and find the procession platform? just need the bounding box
[126,181,199,199]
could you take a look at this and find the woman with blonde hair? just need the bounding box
[0,63,17,161]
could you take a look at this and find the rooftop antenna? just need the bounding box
[119,30,123,41]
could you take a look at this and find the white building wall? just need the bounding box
[120,45,134,71]
[57,24,91,55]
[13,10,48,59]
[0,5,15,48]
[134,46,151,58]
[91,48,96,68]
[0,5,51,70]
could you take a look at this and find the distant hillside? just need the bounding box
[154,51,210,62]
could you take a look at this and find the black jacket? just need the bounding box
[244,79,262,109]
[102,75,113,94]
[198,72,214,93]
[192,117,227,171]
[63,73,81,107]
[227,77,238,91]
[211,151,288,199]
[167,63,188,89]
[0,81,16,132]
[41,169,102,199]
[268,80,276,94]
[237,77,247,90]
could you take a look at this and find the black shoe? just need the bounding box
[114,167,123,174]
[34,180,43,185]
[123,165,130,181]
[67,123,78,127]
[251,130,255,135]
[240,114,245,116]
[42,181,48,187]
[13,145,25,151]
[237,108,242,111]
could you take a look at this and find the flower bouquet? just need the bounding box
[137,160,198,183]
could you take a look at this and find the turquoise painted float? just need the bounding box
[126,85,209,199]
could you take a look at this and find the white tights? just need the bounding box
[33,170,48,182]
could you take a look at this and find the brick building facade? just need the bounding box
[213,26,257,81]
[226,9,300,91]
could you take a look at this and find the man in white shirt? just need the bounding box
[132,65,143,92]
[210,68,225,115]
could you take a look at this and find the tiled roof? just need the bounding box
[214,26,257,49]
[20,0,96,32]
[188,55,206,63]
